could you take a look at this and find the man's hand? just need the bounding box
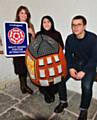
[76,71,85,80]
[69,68,77,79]
[69,69,86,80]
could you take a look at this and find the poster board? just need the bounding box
[4,21,29,57]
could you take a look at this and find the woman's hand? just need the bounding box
[28,28,35,38]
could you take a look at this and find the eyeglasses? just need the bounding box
[72,23,83,28]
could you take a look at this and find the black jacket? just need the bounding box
[65,31,97,73]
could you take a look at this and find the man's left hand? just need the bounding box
[76,71,85,80]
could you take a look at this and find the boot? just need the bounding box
[54,101,68,113]
[78,110,87,120]
[19,74,33,94]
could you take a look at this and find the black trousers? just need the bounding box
[39,77,67,101]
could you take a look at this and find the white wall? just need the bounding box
[0,0,97,42]
[0,0,97,98]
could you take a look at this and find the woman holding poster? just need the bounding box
[13,5,35,94]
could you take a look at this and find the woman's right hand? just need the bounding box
[28,27,35,38]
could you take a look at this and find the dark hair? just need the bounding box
[72,15,87,25]
[15,5,31,25]
[40,15,55,31]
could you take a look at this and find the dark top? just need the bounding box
[36,30,64,50]
[65,31,97,73]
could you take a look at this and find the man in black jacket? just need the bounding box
[65,15,97,120]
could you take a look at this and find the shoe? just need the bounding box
[44,95,55,103]
[78,110,87,120]
[21,86,34,95]
[54,102,68,113]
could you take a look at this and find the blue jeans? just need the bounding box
[66,70,96,109]
[80,71,96,109]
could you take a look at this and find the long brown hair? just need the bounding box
[15,5,31,27]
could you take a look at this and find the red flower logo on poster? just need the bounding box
[8,27,25,44]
